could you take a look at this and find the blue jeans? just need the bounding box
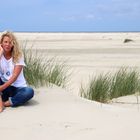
[0,78,34,107]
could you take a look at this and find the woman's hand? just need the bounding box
[0,85,4,92]
[0,45,4,57]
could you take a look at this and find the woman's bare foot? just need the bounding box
[0,106,4,112]
[4,101,11,107]
[0,103,4,112]
[0,101,11,112]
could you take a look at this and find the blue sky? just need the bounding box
[0,0,140,32]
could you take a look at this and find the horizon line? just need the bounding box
[0,31,140,33]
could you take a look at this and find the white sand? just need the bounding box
[14,32,140,94]
[1,86,140,140]
[1,32,140,139]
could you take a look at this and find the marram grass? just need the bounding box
[22,47,70,88]
[80,73,111,103]
[80,68,140,103]
[110,68,140,99]
[45,58,71,88]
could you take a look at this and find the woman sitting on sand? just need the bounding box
[0,31,34,112]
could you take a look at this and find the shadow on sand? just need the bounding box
[23,99,39,107]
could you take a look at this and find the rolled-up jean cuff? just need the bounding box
[9,97,13,106]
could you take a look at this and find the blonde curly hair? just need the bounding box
[0,31,22,63]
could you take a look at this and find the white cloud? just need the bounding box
[86,14,95,19]
[0,0,42,7]
[61,13,96,22]
[62,16,76,21]
[89,0,140,20]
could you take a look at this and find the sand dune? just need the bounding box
[14,32,140,94]
[1,86,140,140]
[1,32,140,139]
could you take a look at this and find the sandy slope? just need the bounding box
[15,32,140,95]
[1,32,140,139]
[0,86,140,140]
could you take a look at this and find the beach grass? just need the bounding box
[23,48,48,87]
[45,58,71,88]
[80,67,140,103]
[80,73,111,103]
[110,67,140,99]
[22,44,70,88]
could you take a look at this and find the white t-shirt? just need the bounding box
[0,54,27,87]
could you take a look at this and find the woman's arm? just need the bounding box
[0,65,23,91]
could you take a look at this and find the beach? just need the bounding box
[17,32,140,94]
[1,32,140,140]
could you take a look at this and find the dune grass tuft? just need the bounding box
[80,74,111,103]
[22,47,70,88]
[45,58,71,88]
[80,67,140,103]
[110,68,140,99]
